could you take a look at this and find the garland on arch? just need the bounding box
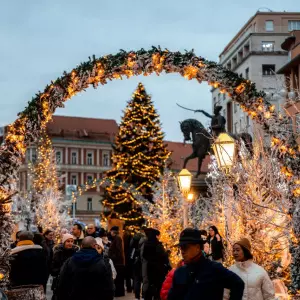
[0,46,299,289]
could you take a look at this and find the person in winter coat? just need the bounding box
[10,231,48,289]
[72,223,84,247]
[51,234,79,299]
[160,260,184,300]
[108,226,125,297]
[129,231,144,300]
[142,228,171,300]
[223,238,275,300]
[95,237,117,280]
[208,225,224,262]
[168,228,244,300]
[56,236,114,300]
[86,224,100,238]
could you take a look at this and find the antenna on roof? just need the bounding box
[257,7,273,12]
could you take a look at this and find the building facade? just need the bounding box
[14,116,210,224]
[277,30,300,143]
[211,12,300,136]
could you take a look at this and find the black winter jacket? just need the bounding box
[208,236,224,261]
[56,248,114,300]
[10,245,48,287]
[51,244,79,277]
[168,255,244,300]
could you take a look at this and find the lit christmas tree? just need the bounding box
[144,168,184,266]
[103,83,170,225]
[29,131,71,236]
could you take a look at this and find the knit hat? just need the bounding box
[234,238,251,253]
[62,234,74,244]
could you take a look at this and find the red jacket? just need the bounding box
[160,268,176,300]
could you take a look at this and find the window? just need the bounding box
[31,148,37,163]
[262,64,275,76]
[296,114,300,133]
[234,122,238,134]
[87,175,93,184]
[71,175,77,185]
[234,103,237,113]
[265,20,274,31]
[87,198,93,211]
[239,73,243,78]
[245,68,249,79]
[56,151,62,164]
[26,150,30,162]
[288,20,300,31]
[246,116,250,126]
[262,41,274,52]
[71,152,77,164]
[218,93,221,102]
[87,152,93,165]
[223,93,226,101]
[103,154,109,167]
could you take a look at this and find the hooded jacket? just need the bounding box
[56,248,114,300]
[223,260,275,300]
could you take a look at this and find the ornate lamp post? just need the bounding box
[178,168,193,228]
[212,133,236,173]
[212,133,237,237]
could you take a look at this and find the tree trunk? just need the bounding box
[6,285,46,300]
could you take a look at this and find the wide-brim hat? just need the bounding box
[176,228,205,246]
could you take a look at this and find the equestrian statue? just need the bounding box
[178,104,252,177]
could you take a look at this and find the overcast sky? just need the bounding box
[1,0,299,141]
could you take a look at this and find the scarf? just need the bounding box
[17,240,34,246]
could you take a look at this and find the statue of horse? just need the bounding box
[180,119,253,178]
[180,119,210,178]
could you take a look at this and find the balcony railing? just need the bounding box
[56,164,111,171]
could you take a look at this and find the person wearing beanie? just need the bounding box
[168,228,244,300]
[51,234,79,298]
[223,238,275,300]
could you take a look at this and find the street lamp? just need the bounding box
[178,168,193,228]
[212,133,236,173]
[212,132,237,239]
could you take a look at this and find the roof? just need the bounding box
[277,53,300,74]
[47,115,119,141]
[165,141,210,173]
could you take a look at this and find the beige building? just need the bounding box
[211,11,300,135]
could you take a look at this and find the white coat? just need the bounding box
[223,260,275,300]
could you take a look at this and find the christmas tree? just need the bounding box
[103,83,170,225]
[144,168,184,265]
[29,131,71,237]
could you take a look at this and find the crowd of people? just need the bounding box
[8,223,276,300]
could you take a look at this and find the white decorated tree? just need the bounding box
[144,168,184,265]
[192,137,291,285]
[29,131,71,237]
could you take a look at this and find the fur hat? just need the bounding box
[234,238,251,253]
[62,234,74,244]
